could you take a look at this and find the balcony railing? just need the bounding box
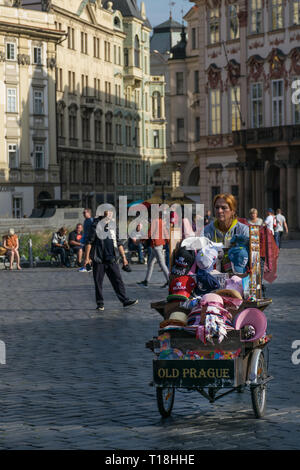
[233,125,300,146]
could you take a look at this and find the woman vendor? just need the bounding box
[204,193,249,247]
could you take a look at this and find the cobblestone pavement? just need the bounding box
[0,240,299,450]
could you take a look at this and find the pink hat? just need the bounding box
[234,308,267,342]
[225,275,244,296]
[201,293,224,307]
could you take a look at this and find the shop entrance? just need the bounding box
[266,164,280,210]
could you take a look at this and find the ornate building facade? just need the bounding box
[24,0,167,212]
[167,0,300,233]
[0,0,63,217]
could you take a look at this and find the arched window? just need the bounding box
[152,91,161,118]
[134,35,140,68]
[188,167,200,186]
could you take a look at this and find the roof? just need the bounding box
[103,0,151,28]
[153,17,183,33]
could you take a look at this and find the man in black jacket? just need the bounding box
[84,210,138,311]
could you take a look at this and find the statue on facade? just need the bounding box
[42,0,52,12]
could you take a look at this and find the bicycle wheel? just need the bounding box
[251,352,267,418]
[156,387,175,418]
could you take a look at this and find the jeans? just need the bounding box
[52,246,69,266]
[145,245,169,283]
[274,231,283,248]
[128,239,144,263]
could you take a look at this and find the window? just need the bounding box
[292,0,300,25]
[68,71,76,94]
[6,42,16,61]
[12,197,23,219]
[93,37,100,58]
[106,162,113,185]
[116,123,122,145]
[8,144,18,169]
[194,70,199,93]
[95,112,102,143]
[105,81,111,103]
[134,125,140,147]
[68,27,75,49]
[195,117,201,141]
[124,48,129,66]
[251,82,263,128]
[7,88,17,113]
[134,35,140,68]
[94,78,101,100]
[271,0,284,30]
[81,32,88,54]
[34,144,44,169]
[69,104,77,140]
[228,5,239,39]
[95,162,103,184]
[81,74,88,96]
[33,46,42,65]
[191,27,197,49]
[82,160,90,183]
[82,114,90,141]
[115,84,121,105]
[126,124,132,146]
[176,72,184,95]
[153,129,159,148]
[209,8,220,44]
[70,160,77,183]
[104,41,111,62]
[152,91,161,118]
[209,89,221,135]
[250,0,263,33]
[230,86,241,131]
[211,186,221,205]
[272,79,284,125]
[105,116,113,144]
[56,67,63,92]
[176,118,184,142]
[33,90,44,114]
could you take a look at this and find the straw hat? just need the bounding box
[214,288,243,300]
[160,311,188,329]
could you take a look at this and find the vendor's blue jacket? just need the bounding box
[204,218,249,247]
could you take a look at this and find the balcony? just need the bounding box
[233,125,300,147]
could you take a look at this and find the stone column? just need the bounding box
[244,162,253,217]
[279,162,287,216]
[287,163,298,230]
[238,162,245,217]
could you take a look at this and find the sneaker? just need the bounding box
[96,305,104,311]
[137,280,148,288]
[78,266,88,272]
[123,299,138,308]
[160,282,169,288]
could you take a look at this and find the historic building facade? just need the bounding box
[166,0,300,233]
[23,0,167,212]
[0,0,63,217]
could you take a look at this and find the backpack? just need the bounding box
[273,216,277,229]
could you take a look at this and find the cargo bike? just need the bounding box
[146,298,272,419]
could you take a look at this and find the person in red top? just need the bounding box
[137,213,169,288]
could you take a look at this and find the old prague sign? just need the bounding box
[153,360,235,387]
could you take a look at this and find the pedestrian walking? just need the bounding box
[264,208,276,235]
[84,210,138,311]
[137,213,170,288]
[274,208,288,248]
[79,208,94,272]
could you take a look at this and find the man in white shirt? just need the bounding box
[264,208,275,235]
[274,208,288,248]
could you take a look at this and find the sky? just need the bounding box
[140,0,191,28]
